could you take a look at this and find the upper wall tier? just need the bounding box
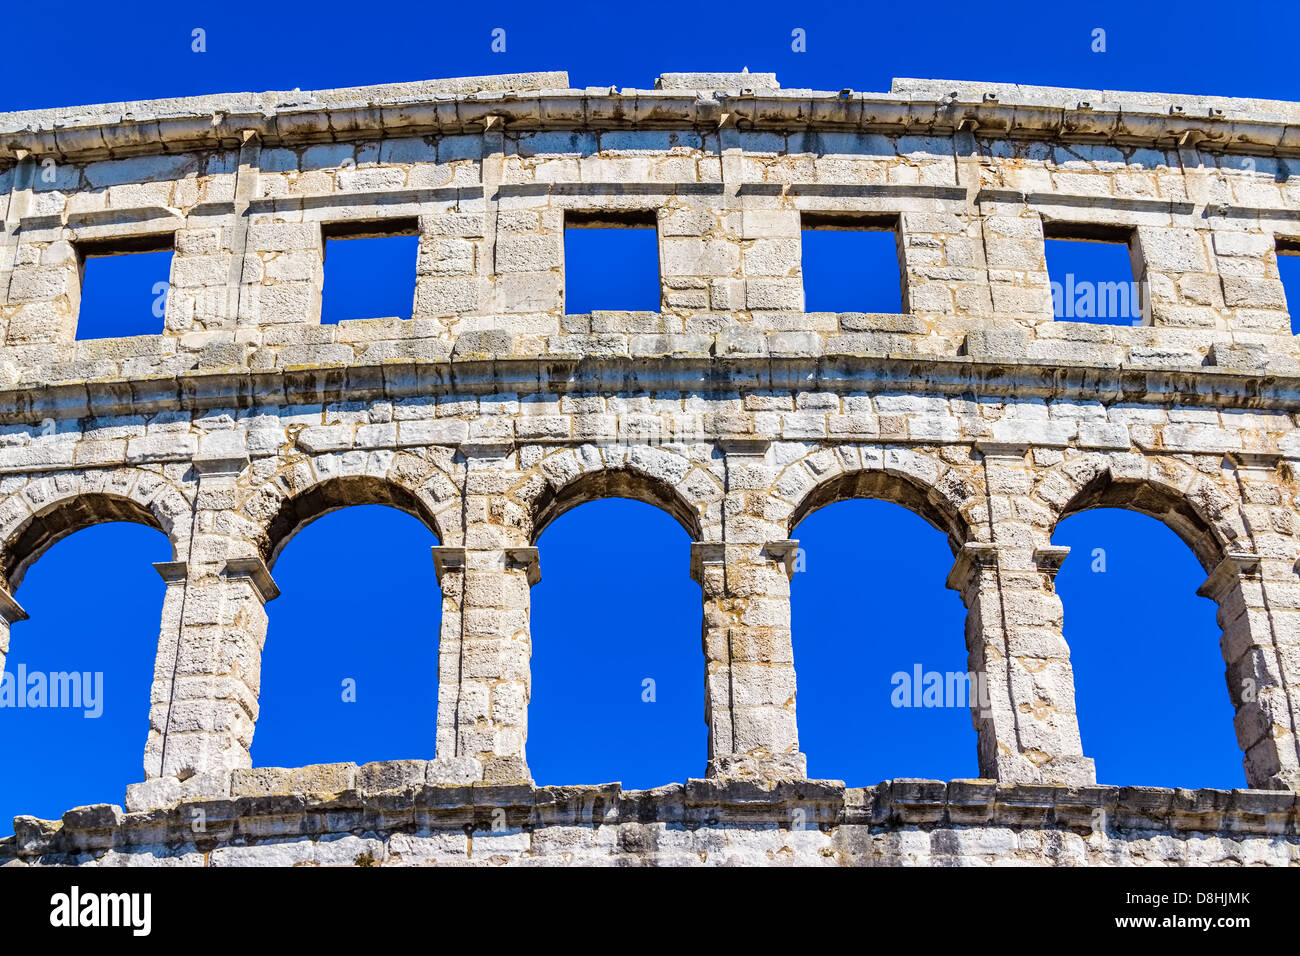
[1,71,1299,396]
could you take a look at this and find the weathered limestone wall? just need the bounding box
[4,774,1297,867]
[1,71,1299,865]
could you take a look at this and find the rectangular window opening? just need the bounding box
[1043,222,1143,326]
[800,213,902,314]
[564,210,660,314]
[321,218,419,325]
[75,236,174,340]
[1277,236,1300,335]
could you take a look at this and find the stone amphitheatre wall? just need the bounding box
[0,70,1298,865]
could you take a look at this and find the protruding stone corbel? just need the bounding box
[1032,546,1071,585]
[0,585,28,626]
[717,437,770,457]
[975,439,1029,461]
[763,539,801,580]
[153,560,188,585]
[430,546,466,584]
[945,541,999,592]
[223,556,280,603]
[690,541,726,584]
[458,440,513,461]
[504,546,540,586]
[193,432,249,478]
[1229,450,1283,478]
[1197,551,1262,602]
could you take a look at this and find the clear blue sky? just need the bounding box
[2,0,1292,831]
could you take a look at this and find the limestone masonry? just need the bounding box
[1,71,1299,866]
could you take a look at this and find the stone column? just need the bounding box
[948,443,1094,785]
[1199,553,1300,789]
[428,544,484,784]
[142,436,276,783]
[697,438,807,781]
[1208,453,1300,789]
[452,441,534,783]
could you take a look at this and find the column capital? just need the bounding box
[504,546,540,586]
[0,585,28,625]
[1198,551,1262,602]
[763,539,801,580]
[945,541,999,591]
[223,555,280,603]
[153,560,188,584]
[1032,546,1070,581]
[430,546,466,584]
[690,541,726,584]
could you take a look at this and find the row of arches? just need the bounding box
[0,447,1263,832]
[0,446,1250,577]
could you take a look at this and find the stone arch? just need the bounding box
[1037,452,1296,789]
[239,451,459,567]
[1042,453,1244,573]
[779,445,977,550]
[522,445,714,544]
[0,468,191,592]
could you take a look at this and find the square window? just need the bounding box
[1277,239,1300,334]
[564,211,659,313]
[1044,226,1143,326]
[801,215,901,313]
[321,221,418,324]
[76,242,173,340]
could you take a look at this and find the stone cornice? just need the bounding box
[1,351,1298,425]
[4,74,1300,163]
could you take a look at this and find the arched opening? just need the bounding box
[258,474,441,568]
[251,502,441,768]
[528,495,702,788]
[1052,507,1242,788]
[790,494,973,784]
[1,521,170,835]
[3,492,173,593]
[530,467,702,545]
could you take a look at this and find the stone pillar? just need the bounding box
[2,153,82,346]
[948,443,1094,785]
[1200,553,1300,790]
[143,437,276,782]
[452,441,533,783]
[1206,453,1300,789]
[428,544,484,783]
[697,438,806,781]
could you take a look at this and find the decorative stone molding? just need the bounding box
[689,541,726,584]
[223,556,280,603]
[1032,546,1071,583]
[1199,551,1263,603]
[430,546,466,583]
[0,586,27,626]
[152,560,188,584]
[763,539,801,579]
[945,542,999,592]
[717,437,771,457]
[504,546,541,586]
